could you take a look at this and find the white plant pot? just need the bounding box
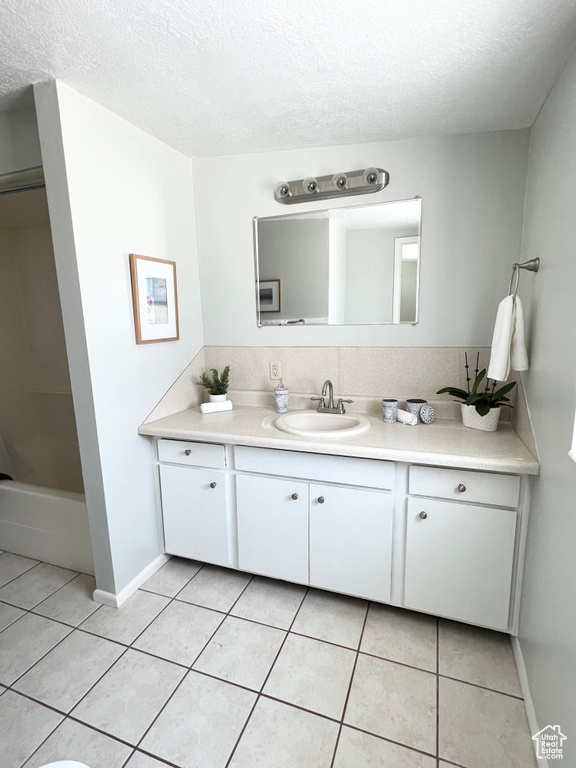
[461,404,501,432]
[209,393,228,403]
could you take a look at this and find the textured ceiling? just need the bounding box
[1,0,576,157]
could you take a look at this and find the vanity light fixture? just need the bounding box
[274,167,389,204]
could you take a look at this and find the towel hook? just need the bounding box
[508,258,540,299]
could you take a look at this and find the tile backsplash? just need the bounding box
[144,346,532,441]
[204,346,493,403]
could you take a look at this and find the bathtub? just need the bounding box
[0,481,94,574]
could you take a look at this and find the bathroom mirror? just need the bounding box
[254,197,421,326]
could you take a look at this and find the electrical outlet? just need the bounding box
[269,361,281,380]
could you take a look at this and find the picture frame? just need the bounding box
[258,279,281,313]
[129,253,179,344]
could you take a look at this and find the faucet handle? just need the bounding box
[310,396,323,401]
[337,398,353,414]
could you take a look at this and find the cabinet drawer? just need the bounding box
[234,446,394,490]
[157,439,225,469]
[409,465,519,508]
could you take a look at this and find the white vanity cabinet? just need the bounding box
[153,437,529,633]
[157,439,229,566]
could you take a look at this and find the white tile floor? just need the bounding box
[0,550,538,768]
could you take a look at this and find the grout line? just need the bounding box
[172,595,228,616]
[128,597,177,649]
[349,647,437,675]
[0,564,79,609]
[131,746,182,767]
[1,587,525,700]
[10,694,65,767]
[223,585,310,768]
[2,686,69,718]
[27,568,83,607]
[343,722,440,761]
[131,568,256,756]
[0,556,41,589]
[120,748,137,768]
[1,556,525,768]
[6,688,144,768]
[437,674,524,700]
[166,561,206,601]
[65,712,139,749]
[329,599,370,768]
[8,624,76,690]
[0,549,94,580]
[34,571,97,609]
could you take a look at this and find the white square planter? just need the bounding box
[461,404,501,432]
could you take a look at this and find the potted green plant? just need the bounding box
[436,359,516,432]
[197,366,231,402]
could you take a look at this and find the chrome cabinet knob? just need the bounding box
[419,511,428,519]
[291,493,299,500]
[184,449,192,456]
[457,484,466,493]
[317,496,325,504]
[209,481,217,489]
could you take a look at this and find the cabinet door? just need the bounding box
[404,497,517,630]
[236,474,308,583]
[160,464,228,566]
[309,484,393,602]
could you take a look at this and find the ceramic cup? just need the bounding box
[405,398,428,422]
[382,398,399,423]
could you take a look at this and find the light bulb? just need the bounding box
[363,167,380,185]
[275,181,291,199]
[332,173,348,190]
[302,177,319,194]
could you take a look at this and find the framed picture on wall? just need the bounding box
[259,279,281,313]
[129,253,179,344]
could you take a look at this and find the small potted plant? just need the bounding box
[437,356,516,432]
[197,366,230,403]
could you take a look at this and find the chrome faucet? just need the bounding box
[311,380,353,414]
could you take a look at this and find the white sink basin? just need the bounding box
[275,410,371,439]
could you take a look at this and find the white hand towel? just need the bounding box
[200,401,233,414]
[510,296,529,371]
[396,409,418,425]
[487,295,529,381]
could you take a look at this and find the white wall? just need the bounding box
[194,130,529,347]
[34,81,204,595]
[0,106,42,176]
[517,45,576,761]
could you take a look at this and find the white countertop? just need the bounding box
[139,405,539,475]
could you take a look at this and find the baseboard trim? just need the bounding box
[93,553,170,608]
[512,636,547,767]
